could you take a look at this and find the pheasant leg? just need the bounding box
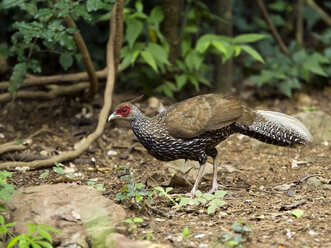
[189,162,207,197]
[209,153,224,193]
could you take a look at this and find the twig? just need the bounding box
[0,69,107,91]
[0,0,123,170]
[65,15,99,100]
[0,82,89,103]
[306,0,331,27]
[296,0,304,45]
[256,0,289,56]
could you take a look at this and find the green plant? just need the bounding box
[53,162,76,179]
[115,166,153,204]
[250,43,330,97]
[7,223,59,248]
[87,180,106,191]
[0,170,18,209]
[177,190,226,215]
[120,0,267,97]
[180,226,193,238]
[154,186,178,206]
[124,217,144,232]
[219,220,252,248]
[0,215,16,237]
[142,229,157,241]
[0,0,114,95]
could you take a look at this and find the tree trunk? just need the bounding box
[214,0,233,93]
[161,0,180,65]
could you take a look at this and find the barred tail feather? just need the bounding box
[236,108,313,146]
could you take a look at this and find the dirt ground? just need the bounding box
[1,88,330,248]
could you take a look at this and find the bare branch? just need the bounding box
[65,15,99,100]
[306,0,331,27]
[0,69,107,91]
[256,0,289,56]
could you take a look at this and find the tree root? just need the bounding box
[0,82,89,103]
[0,139,32,155]
[0,69,107,91]
[0,0,123,170]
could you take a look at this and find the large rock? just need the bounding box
[8,184,126,247]
[295,111,331,143]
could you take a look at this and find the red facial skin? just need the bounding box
[116,106,131,117]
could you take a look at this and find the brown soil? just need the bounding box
[1,89,330,248]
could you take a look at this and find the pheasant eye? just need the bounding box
[122,108,127,112]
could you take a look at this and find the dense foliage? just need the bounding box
[0,0,330,97]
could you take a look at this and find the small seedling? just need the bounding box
[116,167,152,204]
[87,180,106,191]
[7,223,59,248]
[177,190,226,214]
[154,186,178,206]
[39,170,49,179]
[53,162,76,178]
[180,226,193,238]
[142,229,157,241]
[219,220,252,248]
[124,217,144,232]
[291,209,304,218]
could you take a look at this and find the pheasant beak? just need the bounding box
[108,112,119,122]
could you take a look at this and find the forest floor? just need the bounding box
[1,87,330,248]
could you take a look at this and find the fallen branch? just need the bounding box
[0,69,107,91]
[0,0,123,170]
[65,15,99,100]
[256,0,289,56]
[0,82,89,103]
[306,0,331,27]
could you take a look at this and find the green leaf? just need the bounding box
[233,33,268,43]
[0,0,24,9]
[38,228,52,242]
[7,236,20,248]
[291,209,304,218]
[202,193,214,201]
[125,18,143,48]
[86,0,105,12]
[135,1,143,12]
[207,204,217,215]
[39,170,49,179]
[149,6,164,24]
[215,190,227,198]
[241,45,265,63]
[59,53,73,70]
[145,43,170,66]
[53,166,65,174]
[133,217,144,223]
[175,74,187,91]
[179,197,191,207]
[211,40,227,56]
[181,37,192,57]
[231,222,243,233]
[35,241,53,248]
[141,51,158,72]
[9,62,27,95]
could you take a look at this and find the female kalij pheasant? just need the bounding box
[108,94,312,196]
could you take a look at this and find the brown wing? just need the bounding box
[164,94,243,139]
